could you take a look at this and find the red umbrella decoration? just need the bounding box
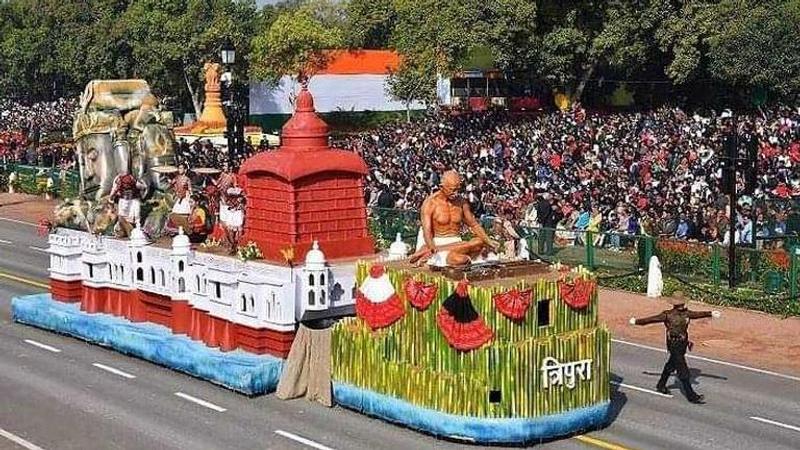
[558,276,596,310]
[493,288,533,321]
[437,279,493,351]
[403,278,438,311]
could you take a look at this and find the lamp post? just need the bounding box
[221,39,239,167]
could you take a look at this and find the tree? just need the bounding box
[249,4,344,86]
[118,0,257,117]
[386,58,437,122]
[344,0,396,49]
[707,0,800,99]
[535,0,670,102]
[388,0,538,105]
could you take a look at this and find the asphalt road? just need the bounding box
[0,217,798,450]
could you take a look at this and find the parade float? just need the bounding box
[332,261,610,443]
[12,82,610,445]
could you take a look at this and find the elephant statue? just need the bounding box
[74,80,176,200]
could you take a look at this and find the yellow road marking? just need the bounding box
[0,271,49,290]
[574,434,633,450]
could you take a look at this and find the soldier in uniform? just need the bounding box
[630,291,721,403]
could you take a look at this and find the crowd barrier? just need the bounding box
[367,207,800,314]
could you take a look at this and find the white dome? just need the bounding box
[129,223,148,247]
[171,227,191,254]
[388,233,409,260]
[304,240,326,267]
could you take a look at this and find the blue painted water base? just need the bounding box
[11,294,283,395]
[334,382,611,444]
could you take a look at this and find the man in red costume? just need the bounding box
[109,168,145,237]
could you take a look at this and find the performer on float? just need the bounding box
[187,192,212,243]
[629,291,721,403]
[109,165,146,237]
[170,163,193,215]
[214,161,236,224]
[409,170,498,267]
[222,185,245,254]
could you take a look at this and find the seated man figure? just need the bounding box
[409,170,497,267]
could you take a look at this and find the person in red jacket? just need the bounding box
[630,291,720,403]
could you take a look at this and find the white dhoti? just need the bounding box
[118,198,141,223]
[219,201,231,225]
[224,209,244,229]
[172,196,192,215]
[415,229,466,267]
[427,236,465,267]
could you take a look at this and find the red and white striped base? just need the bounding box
[54,282,294,358]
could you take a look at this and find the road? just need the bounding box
[0,217,798,450]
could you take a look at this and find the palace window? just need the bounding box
[308,290,315,306]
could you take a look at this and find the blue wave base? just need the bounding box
[334,382,611,444]
[11,293,283,395]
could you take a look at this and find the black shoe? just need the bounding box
[688,394,705,404]
[656,384,670,395]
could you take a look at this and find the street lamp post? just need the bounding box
[221,39,239,167]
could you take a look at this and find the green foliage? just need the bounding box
[2,0,800,105]
[250,3,344,86]
[707,0,800,97]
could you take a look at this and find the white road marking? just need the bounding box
[750,416,800,433]
[23,339,61,353]
[0,428,46,450]
[0,239,11,244]
[0,217,37,227]
[611,381,673,398]
[613,339,800,382]
[92,363,136,379]
[28,246,49,253]
[174,392,226,412]
[274,430,335,450]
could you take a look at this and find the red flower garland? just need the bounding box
[559,277,596,310]
[403,278,438,310]
[493,288,533,321]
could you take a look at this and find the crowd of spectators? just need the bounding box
[0,97,78,169]
[338,105,800,247]
[173,137,270,171]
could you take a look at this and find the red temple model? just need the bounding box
[240,86,375,262]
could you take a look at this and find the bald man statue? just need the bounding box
[409,170,498,267]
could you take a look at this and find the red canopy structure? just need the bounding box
[240,86,375,262]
